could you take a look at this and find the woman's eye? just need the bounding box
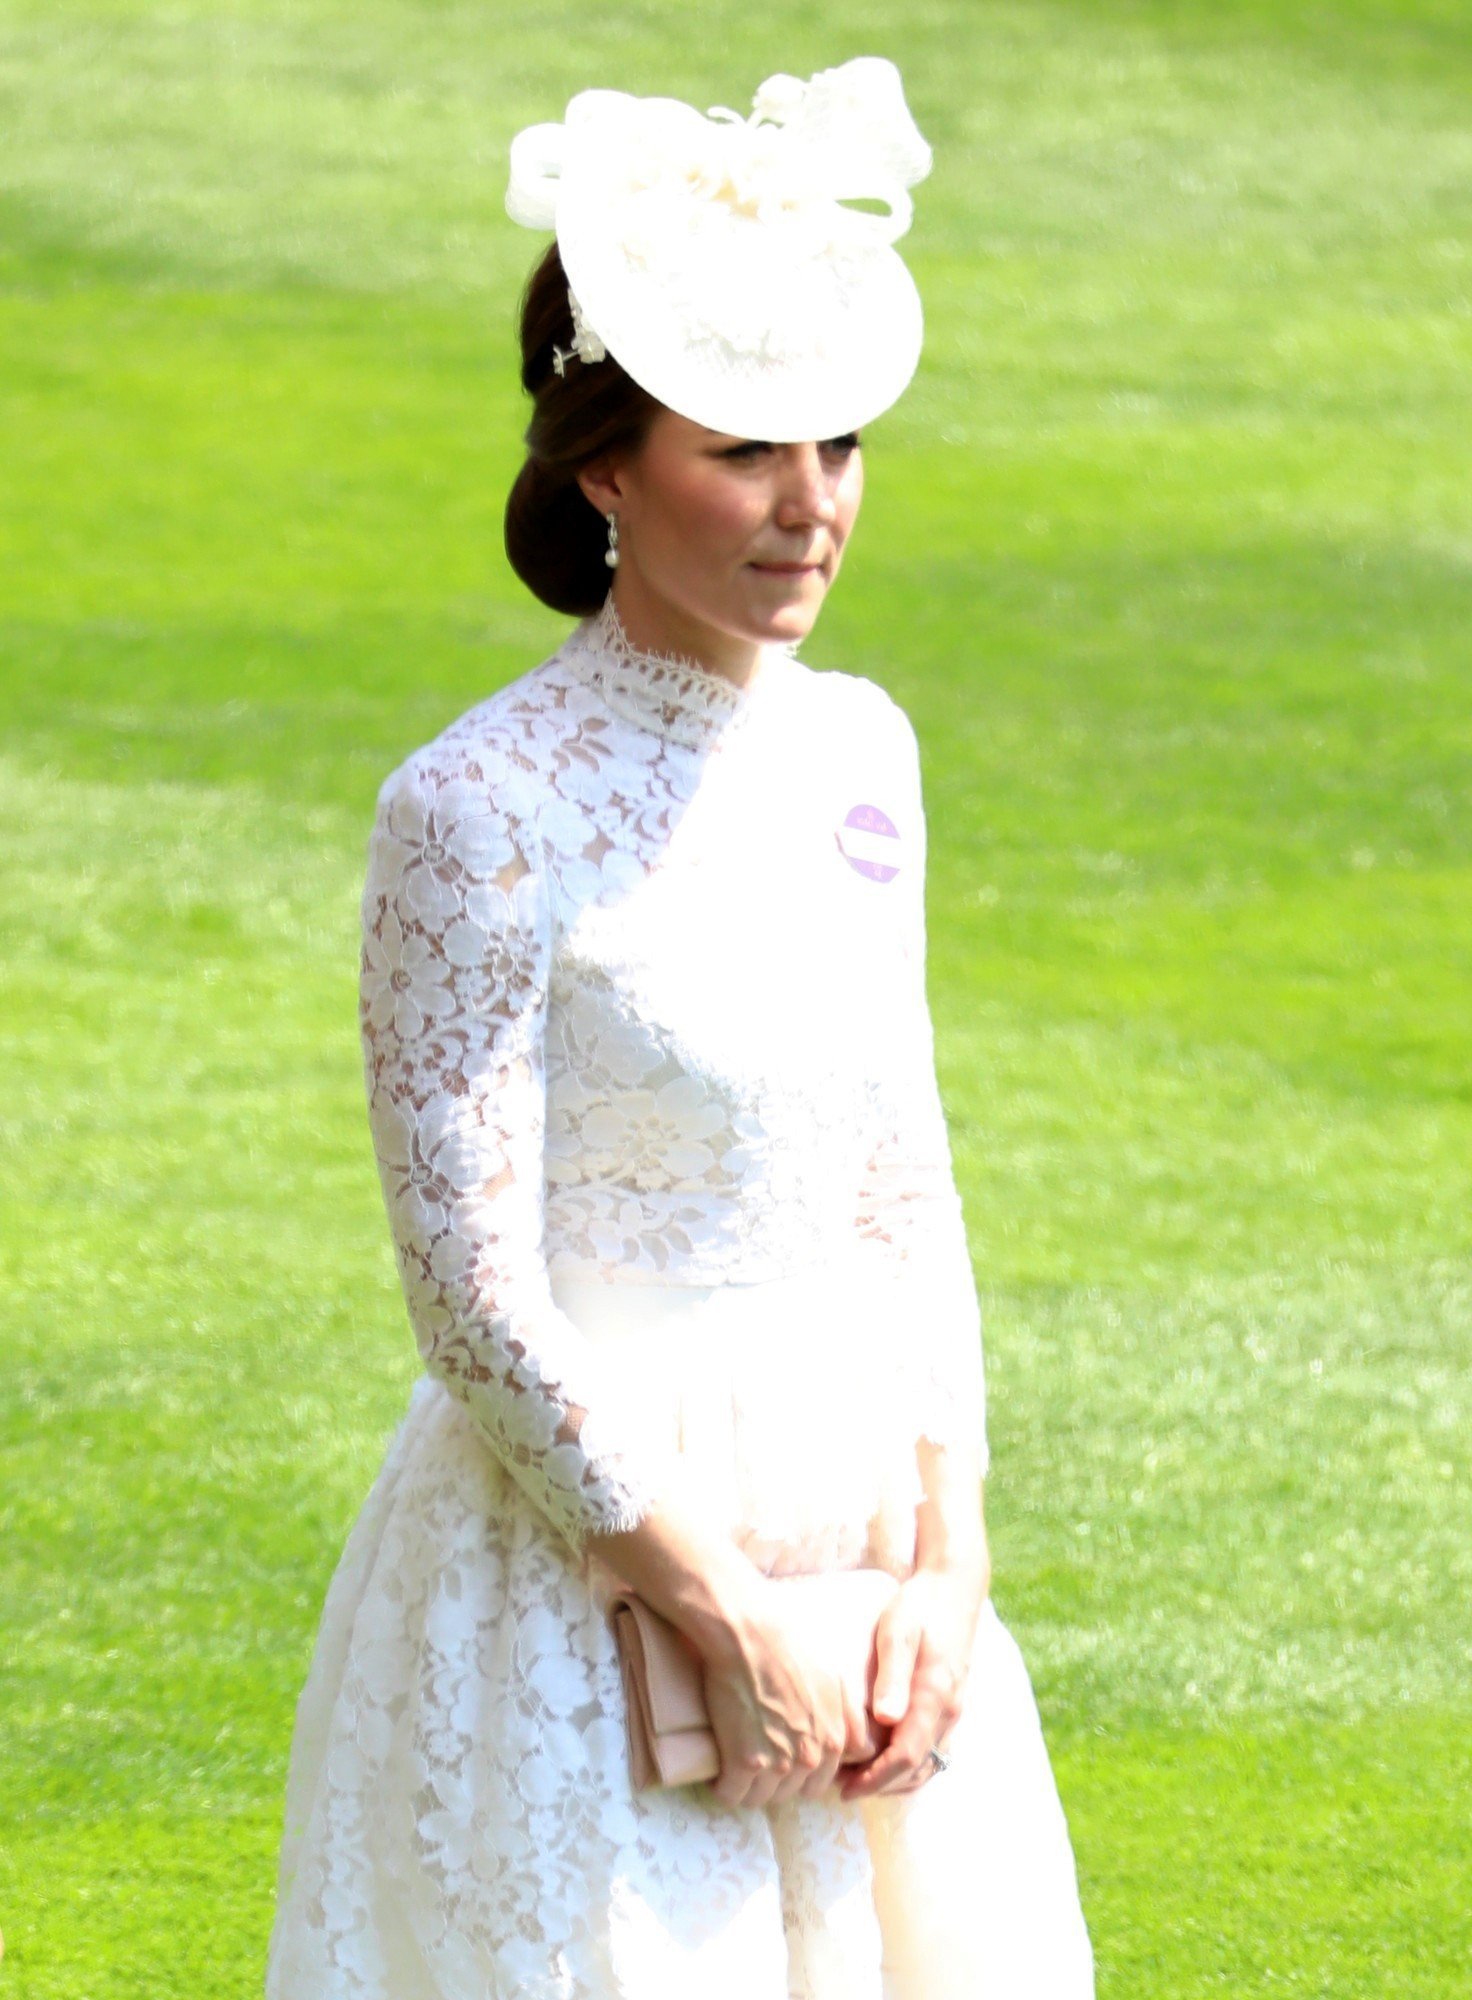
[720,432,864,458]
[716,434,860,463]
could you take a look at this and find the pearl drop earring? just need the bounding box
[604,512,620,569]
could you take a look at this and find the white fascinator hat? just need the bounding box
[505,57,933,442]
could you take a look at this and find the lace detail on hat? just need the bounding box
[565,594,794,750]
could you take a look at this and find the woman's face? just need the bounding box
[579,407,865,662]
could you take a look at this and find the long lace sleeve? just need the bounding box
[358,750,676,1555]
[853,706,990,1478]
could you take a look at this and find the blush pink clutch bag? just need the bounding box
[608,1567,901,1791]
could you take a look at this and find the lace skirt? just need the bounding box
[264,1259,1095,1999]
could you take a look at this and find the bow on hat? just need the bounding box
[507,58,932,259]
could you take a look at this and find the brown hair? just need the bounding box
[503,242,664,616]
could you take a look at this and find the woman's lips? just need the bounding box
[749,560,822,574]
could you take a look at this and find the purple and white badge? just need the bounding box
[835,802,902,883]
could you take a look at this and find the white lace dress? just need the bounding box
[264,598,1095,2000]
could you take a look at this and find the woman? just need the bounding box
[266,58,1095,2000]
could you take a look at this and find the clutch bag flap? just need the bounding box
[610,1595,719,1787]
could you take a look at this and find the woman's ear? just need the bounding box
[575,453,625,520]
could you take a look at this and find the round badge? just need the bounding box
[836,802,902,882]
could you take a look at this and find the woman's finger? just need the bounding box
[793,1730,846,1804]
[839,1679,946,1799]
[870,1609,920,1727]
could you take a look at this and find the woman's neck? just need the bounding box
[607,575,764,690]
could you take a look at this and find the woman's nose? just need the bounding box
[774,444,837,525]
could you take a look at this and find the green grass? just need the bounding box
[2,2,1470,1993]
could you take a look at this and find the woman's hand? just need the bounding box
[838,1558,990,1801]
[696,1575,883,1813]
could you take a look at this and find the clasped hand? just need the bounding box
[702,1565,987,1813]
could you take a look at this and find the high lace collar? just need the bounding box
[566,595,794,750]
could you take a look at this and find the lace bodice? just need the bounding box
[359,596,989,1554]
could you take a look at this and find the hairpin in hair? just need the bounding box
[551,286,608,377]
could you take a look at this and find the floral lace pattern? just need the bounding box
[259,605,1083,2000]
[356,597,987,1555]
[266,1377,1093,1999]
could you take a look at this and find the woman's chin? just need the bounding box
[742,583,827,646]
[769,611,819,646]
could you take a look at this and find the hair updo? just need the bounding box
[503,242,664,617]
